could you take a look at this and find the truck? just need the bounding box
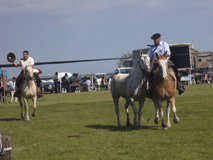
[132,43,213,84]
[55,72,72,93]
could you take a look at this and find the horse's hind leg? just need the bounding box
[166,101,171,127]
[113,96,122,128]
[129,98,138,128]
[138,97,145,129]
[32,96,37,117]
[125,101,131,126]
[171,97,179,123]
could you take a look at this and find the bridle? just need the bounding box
[23,67,34,81]
[138,56,149,73]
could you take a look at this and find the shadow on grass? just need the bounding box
[0,118,21,121]
[85,124,158,131]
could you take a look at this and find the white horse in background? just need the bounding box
[111,55,151,129]
[17,62,37,121]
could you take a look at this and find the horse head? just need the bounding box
[23,63,34,80]
[139,54,151,72]
[156,52,168,80]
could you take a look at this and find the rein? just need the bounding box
[23,67,34,81]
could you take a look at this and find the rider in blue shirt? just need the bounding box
[146,33,185,99]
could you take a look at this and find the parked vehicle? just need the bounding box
[114,67,134,75]
[93,73,106,85]
[57,72,72,82]
[41,77,55,93]
[55,72,72,93]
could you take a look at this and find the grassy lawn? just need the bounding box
[0,84,213,160]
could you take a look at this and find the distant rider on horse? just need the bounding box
[146,33,185,99]
[13,50,42,98]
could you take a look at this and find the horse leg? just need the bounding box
[18,95,24,118]
[129,98,138,129]
[156,100,167,130]
[32,96,37,117]
[125,101,131,126]
[23,98,30,121]
[113,96,122,128]
[137,97,145,129]
[170,97,179,123]
[166,101,171,128]
[154,102,159,124]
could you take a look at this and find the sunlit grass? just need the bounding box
[0,84,213,160]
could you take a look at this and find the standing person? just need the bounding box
[53,72,59,93]
[101,75,108,90]
[0,74,7,103]
[13,50,42,97]
[85,77,91,91]
[146,33,185,99]
[62,73,70,93]
[0,68,3,76]
[7,77,18,103]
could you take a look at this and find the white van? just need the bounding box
[114,67,133,75]
[57,72,72,93]
[93,73,106,85]
[57,72,72,81]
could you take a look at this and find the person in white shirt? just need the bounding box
[13,50,42,97]
[7,77,18,103]
[146,33,185,99]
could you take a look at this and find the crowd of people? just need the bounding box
[52,72,112,93]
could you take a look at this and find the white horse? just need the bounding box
[111,55,151,129]
[17,62,37,121]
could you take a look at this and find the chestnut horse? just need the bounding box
[152,52,179,130]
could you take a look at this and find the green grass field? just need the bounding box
[0,84,213,160]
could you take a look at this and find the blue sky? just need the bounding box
[0,0,213,78]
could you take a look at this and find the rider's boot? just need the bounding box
[14,87,20,97]
[176,74,185,95]
[177,84,185,95]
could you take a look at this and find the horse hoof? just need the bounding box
[174,118,179,123]
[167,124,171,128]
[162,127,167,130]
[138,125,143,130]
[32,113,36,117]
[126,122,131,126]
[25,116,30,121]
[154,118,159,124]
[21,114,24,118]
[117,125,122,128]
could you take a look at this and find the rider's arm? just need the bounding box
[13,62,19,67]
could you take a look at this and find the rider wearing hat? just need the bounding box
[146,33,185,99]
[13,50,42,97]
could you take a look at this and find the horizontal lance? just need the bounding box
[0,57,135,68]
